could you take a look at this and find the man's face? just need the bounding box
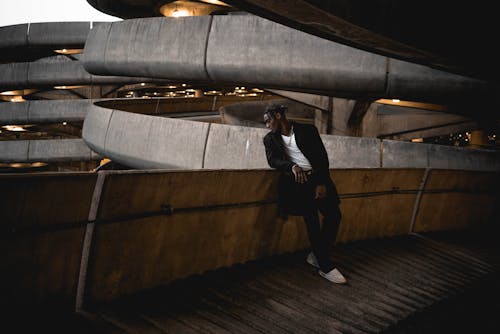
[264,112,280,132]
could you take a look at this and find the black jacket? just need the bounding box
[263,121,340,215]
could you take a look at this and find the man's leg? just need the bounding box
[317,198,342,258]
[302,208,336,273]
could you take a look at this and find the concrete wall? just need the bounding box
[382,139,500,171]
[82,16,490,104]
[83,106,500,172]
[0,139,101,163]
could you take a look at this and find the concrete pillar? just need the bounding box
[331,98,356,136]
[314,109,329,134]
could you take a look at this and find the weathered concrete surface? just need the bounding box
[383,139,500,171]
[221,1,499,84]
[83,16,212,79]
[83,106,500,171]
[0,100,92,124]
[0,141,29,162]
[0,139,100,163]
[325,135,381,168]
[0,22,111,62]
[382,140,429,168]
[0,22,91,49]
[204,124,269,169]
[83,108,210,169]
[82,16,491,105]
[0,56,163,91]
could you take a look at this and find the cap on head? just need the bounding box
[264,104,287,117]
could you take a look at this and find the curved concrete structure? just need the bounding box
[0,22,108,63]
[222,1,499,83]
[82,16,493,108]
[0,100,92,124]
[0,139,101,163]
[82,105,500,171]
[0,56,164,91]
[86,1,499,83]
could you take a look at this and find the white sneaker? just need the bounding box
[306,252,319,268]
[319,268,347,284]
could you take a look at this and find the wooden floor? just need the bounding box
[12,230,500,333]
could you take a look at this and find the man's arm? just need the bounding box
[263,134,295,174]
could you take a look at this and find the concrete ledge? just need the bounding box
[206,15,386,94]
[82,16,491,103]
[428,145,500,171]
[0,139,100,163]
[204,123,269,169]
[0,22,94,49]
[325,136,381,168]
[0,100,92,124]
[382,140,429,168]
[82,105,114,155]
[383,139,500,171]
[0,57,163,91]
[83,107,210,169]
[0,140,29,162]
[83,16,212,80]
[82,107,499,171]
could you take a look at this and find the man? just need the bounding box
[263,104,346,284]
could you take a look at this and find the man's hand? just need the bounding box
[291,165,308,184]
[315,184,327,199]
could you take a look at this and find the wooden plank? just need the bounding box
[1,228,85,307]
[0,172,96,229]
[87,206,309,302]
[96,169,278,221]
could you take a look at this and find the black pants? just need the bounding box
[302,196,342,273]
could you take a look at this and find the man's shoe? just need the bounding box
[319,268,347,284]
[306,252,319,268]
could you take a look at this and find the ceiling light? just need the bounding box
[54,48,83,55]
[10,96,25,102]
[53,85,83,90]
[201,0,230,6]
[1,90,18,96]
[2,125,27,132]
[172,8,190,17]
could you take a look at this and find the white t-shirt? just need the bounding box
[281,131,312,170]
